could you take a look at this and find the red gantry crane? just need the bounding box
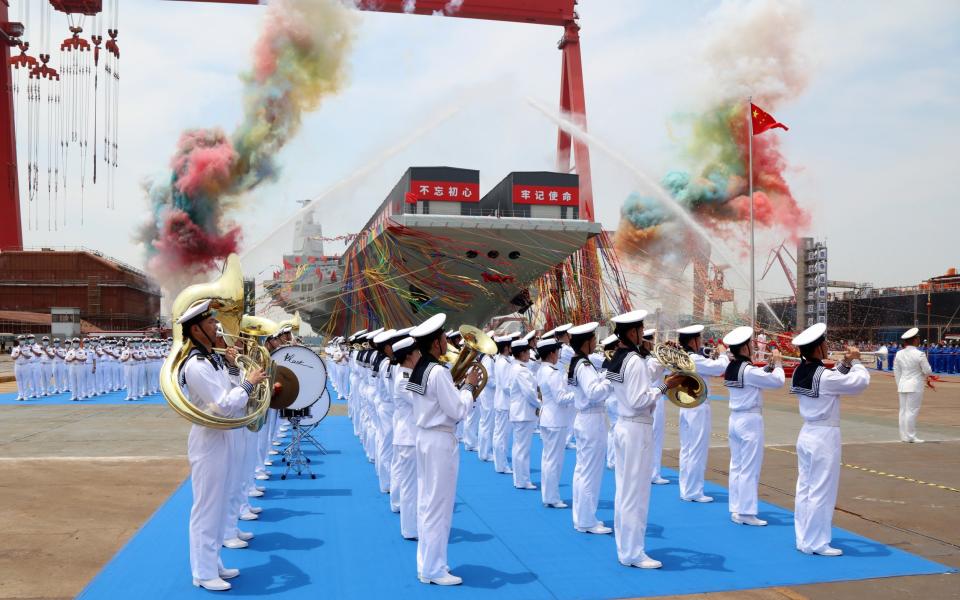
[1,0,596,250]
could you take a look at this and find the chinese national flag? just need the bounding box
[751,103,788,135]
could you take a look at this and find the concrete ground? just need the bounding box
[0,373,956,600]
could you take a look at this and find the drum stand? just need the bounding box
[280,416,316,480]
[300,424,328,455]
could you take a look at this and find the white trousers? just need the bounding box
[794,424,841,553]
[416,428,459,580]
[606,416,617,469]
[898,391,923,441]
[31,363,44,396]
[463,404,480,450]
[56,362,68,392]
[124,366,136,399]
[188,425,236,581]
[540,426,567,505]
[678,402,711,500]
[614,420,654,564]
[650,397,665,480]
[392,444,418,538]
[572,411,607,530]
[493,409,513,472]
[221,429,247,543]
[728,412,764,516]
[477,404,495,461]
[363,400,378,461]
[14,364,28,398]
[511,420,535,487]
[40,362,54,395]
[376,403,395,493]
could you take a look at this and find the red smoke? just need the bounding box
[148,209,243,280]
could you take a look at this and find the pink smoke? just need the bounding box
[170,129,237,199]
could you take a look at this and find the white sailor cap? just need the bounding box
[177,299,214,325]
[791,322,827,347]
[537,338,560,350]
[541,327,556,339]
[643,328,656,339]
[601,334,619,347]
[447,329,462,339]
[610,309,648,325]
[353,328,368,338]
[392,337,415,353]
[677,324,704,335]
[373,329,398,345]
[410,313,447,338]
[554,323,572,334]
[523,330,537,341]
[901,327,920,340]
[42,336,49,341]
[365,328,385,340]
[494,335,512,343]
[395,326,415,336]
[280,326,293,334]
[568,322,599,336]
[722,326,754,347]
[511,339,530,349]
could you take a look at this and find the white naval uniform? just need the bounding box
[724,360,784,517]
[893,346,932,442]
[391,365,418,539]
[492,354,514,473]
[476,354,496,462]
[408,358,474,580]
[121,349,135,399]
[65,348,80,399]
[39,346,54,396]
[180,351,253,581]
[678,351,729,500]
[507,359,539,488]
[30,344,45,396]
[74,348,90,399]
[84,347,97,397]
[607,348,665,565]
[54,347,68,393]
[791,359,870,554]
[12,346,28,399]
[570,356,615,530]
[375,356,396,495]
[648,356,667,482]
[538,363,573,505]
[558,344,576,445]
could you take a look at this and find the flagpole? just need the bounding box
[748,96,756,331]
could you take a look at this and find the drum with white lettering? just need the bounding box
[270,345,328,411]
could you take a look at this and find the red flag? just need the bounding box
[751,103,788,135]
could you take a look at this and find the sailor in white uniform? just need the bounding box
[373,329,400,495]
[37,336,54,396]
[643,329,670,485]
[722,326,784,527]
[893,327,933,443]
[406,313,478,586]
[676,324,729,503]
[507,338,539,490]
[53,338,68,394]
[178,299,266,591]
[568,321,615,535]
[790,323,870,556]
[551,324,577,449]
[390,336,421,539]
[594,334,618,470]
[492,333,518,474]
[535,338,572,508]
[11,336,28,401]
[606,310,682,569]
[475,332,498,463]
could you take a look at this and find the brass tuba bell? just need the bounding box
[443,325,497,400]
[653,343,708,409]
[159,254,273,432]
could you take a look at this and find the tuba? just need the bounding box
[441,325,497,400]
[159,254,273,432]
[653,343,708,409]
[277,312,302,338]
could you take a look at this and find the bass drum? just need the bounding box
[299,388,331,427]
[270,345,328,410]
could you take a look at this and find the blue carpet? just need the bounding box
[0,389,166,405]
[77,415,950,599]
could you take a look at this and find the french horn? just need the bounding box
[653,343,708,409]
[159,254,273,431]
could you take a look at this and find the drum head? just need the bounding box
[270,366,300,409]
[300,389,330,426]
[270,345,328,410]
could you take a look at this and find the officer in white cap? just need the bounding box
[893,327,933,443]
[390,336,421,539]
[492,332,520,474]
[596,334,619,470]
[551,323,577,449]
[675,324,730,503]
[567,321,615,535]
[722,326,785,527]
[177,299,266,591]
[643,329,669,485]
[606,310,684,568]
[536,337,572,508]
[11,336,27,401]
[372,328,400,495]
[789,322,870,556]
[406,313,479,586]
[507,338,539,490]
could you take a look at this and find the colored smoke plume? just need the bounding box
[615,0,811,265]
[139,0,355,292]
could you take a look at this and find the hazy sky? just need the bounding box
[12,0,959,312]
